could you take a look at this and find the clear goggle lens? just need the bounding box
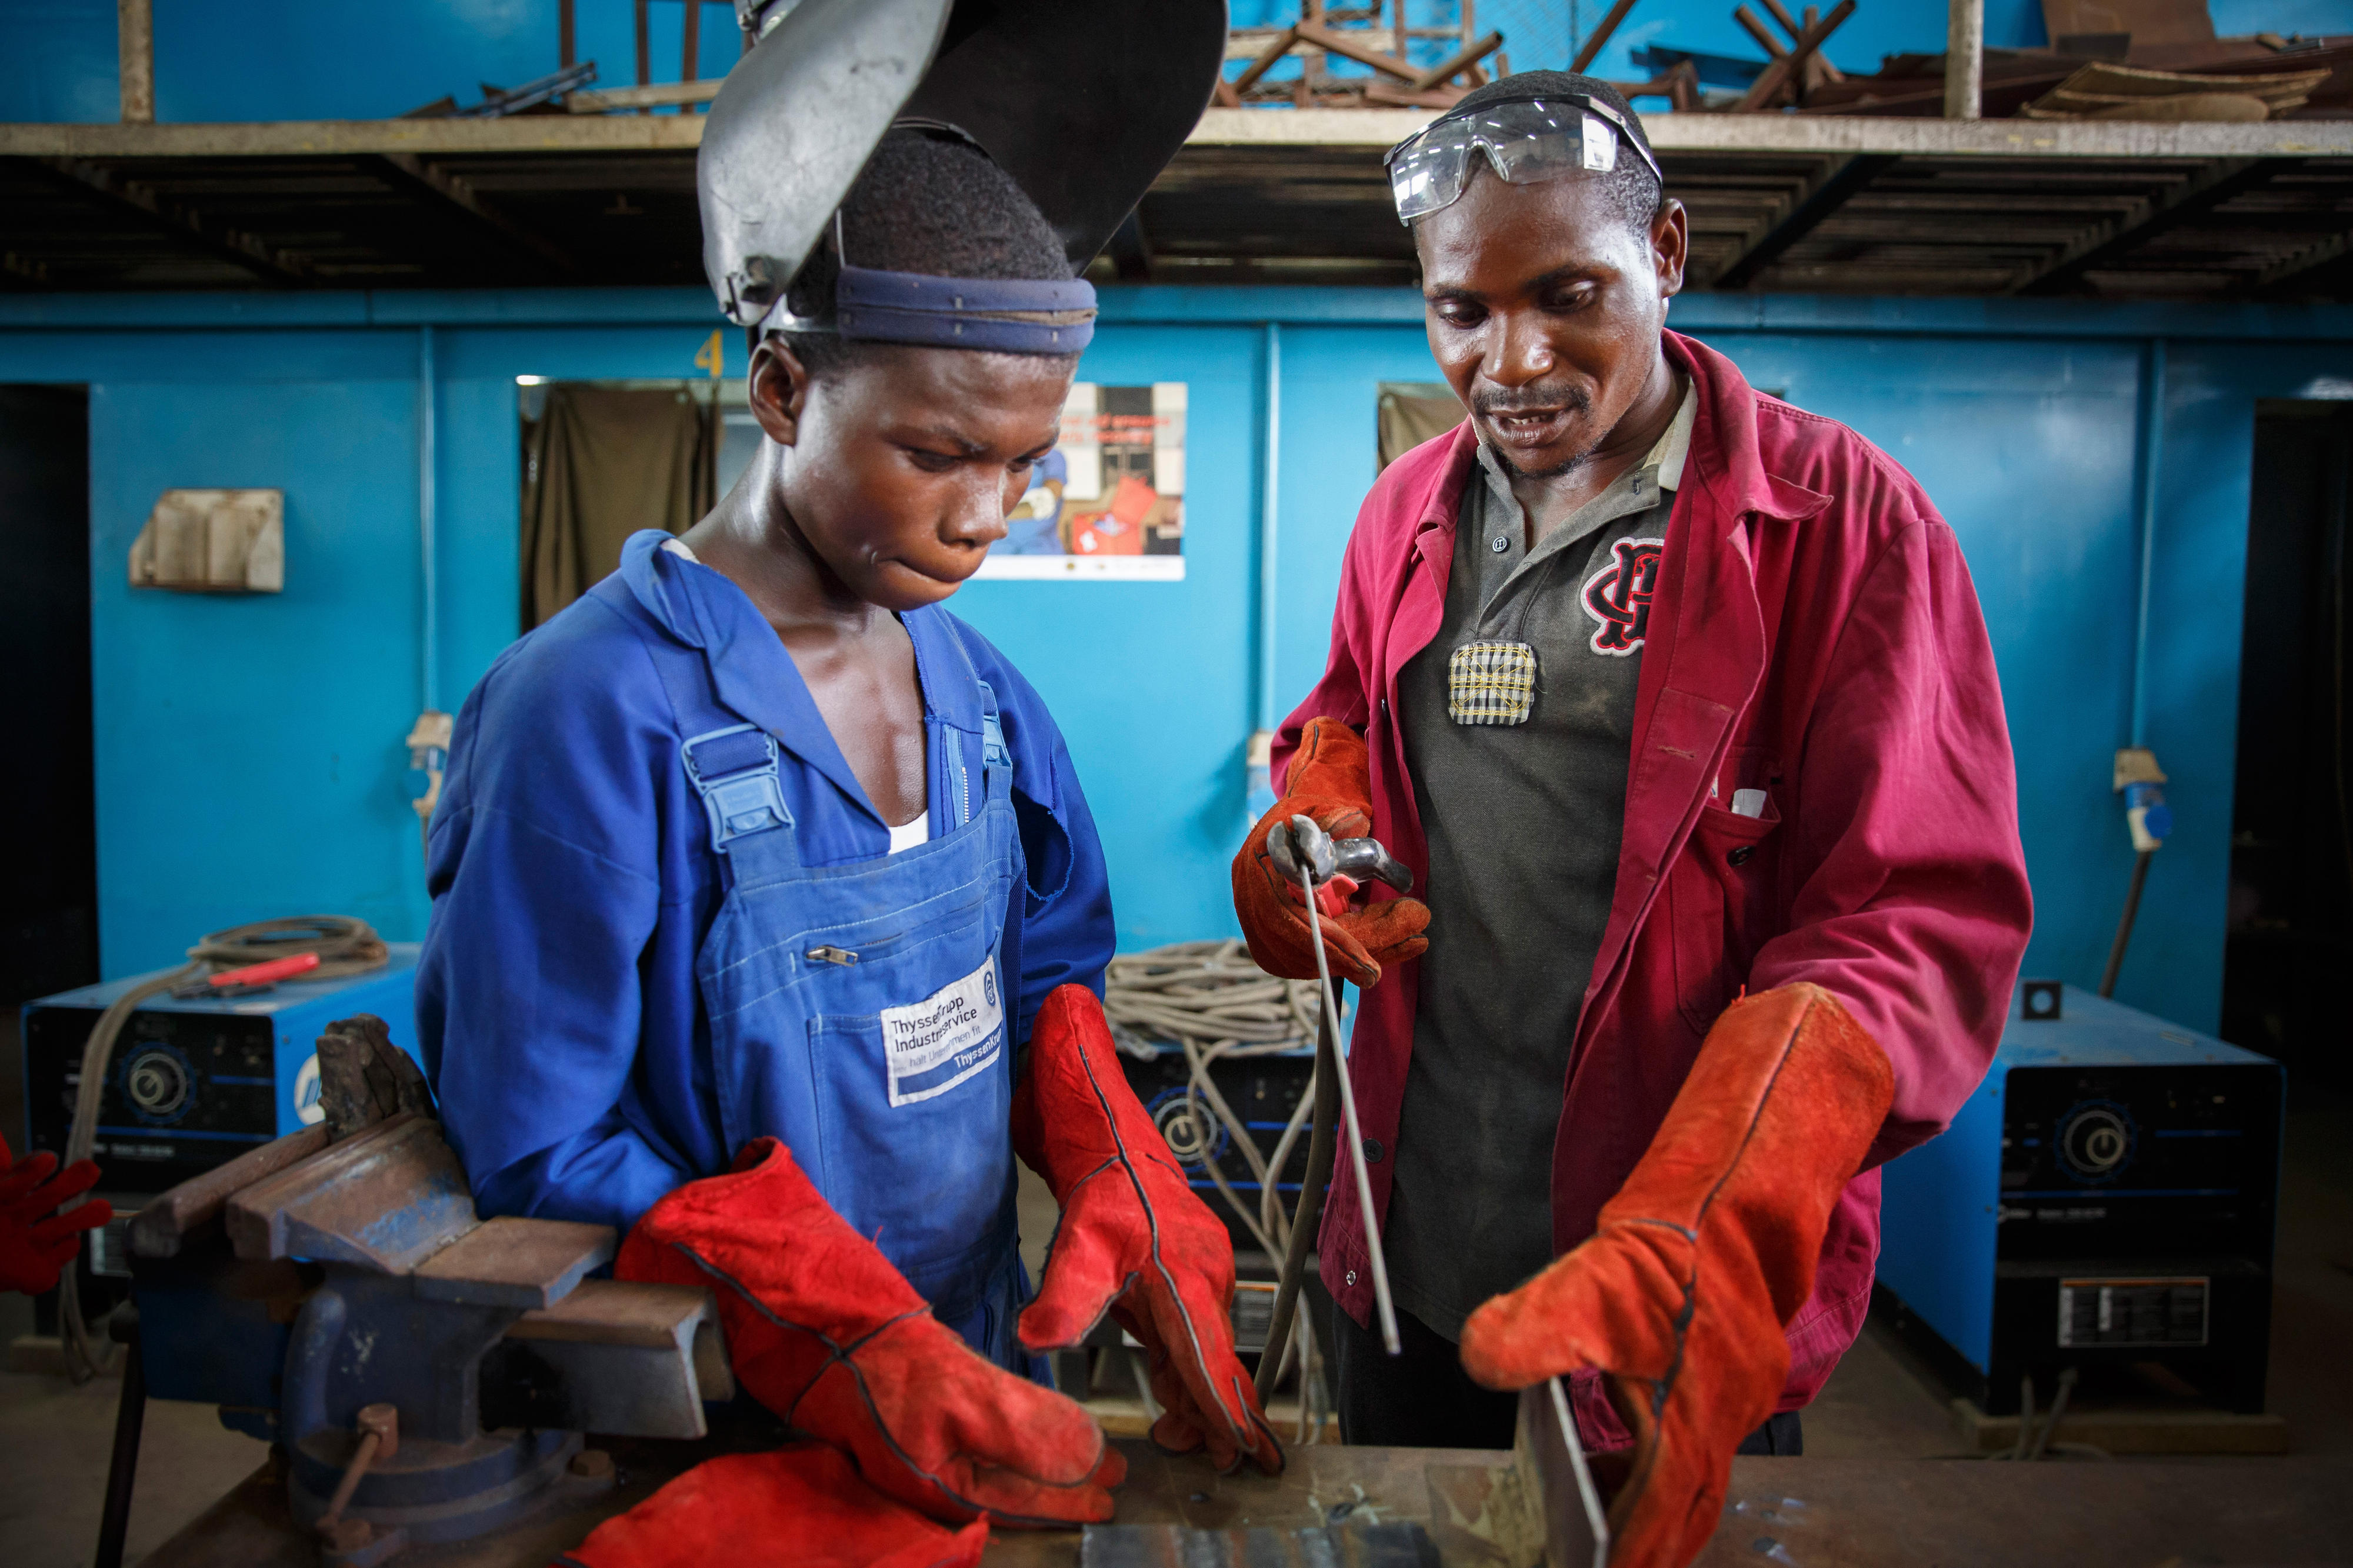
[1386,101,1654,222]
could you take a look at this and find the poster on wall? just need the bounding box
[976,382,1185,581]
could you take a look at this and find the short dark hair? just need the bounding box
[775,127,1076,376]
[1427,71,1664,238]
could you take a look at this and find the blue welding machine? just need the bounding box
[1876,984,2282,1416]
[20,945,422,1203]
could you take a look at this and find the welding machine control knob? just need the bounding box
[124,1046,193,1121]
[2059,1102,2135,1182]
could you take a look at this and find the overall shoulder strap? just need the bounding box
[935,615,1014,800]
[638,618,799,868]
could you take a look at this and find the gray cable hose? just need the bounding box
[54,916,388,1382]
[1104,940,1329,1258]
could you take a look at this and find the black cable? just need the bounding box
[92,1309,145,1568]
[2099,849,2154,999]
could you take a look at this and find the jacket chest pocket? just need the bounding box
[1668,777,1783,1033]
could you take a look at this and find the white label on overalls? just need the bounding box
[881,959,1005,1107]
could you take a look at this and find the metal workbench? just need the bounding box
[138,1434,2353,1567]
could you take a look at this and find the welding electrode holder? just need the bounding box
[1265,817,1415,900]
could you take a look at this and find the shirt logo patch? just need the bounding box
[1580,536,1666,657]
[880,958,1005,1107]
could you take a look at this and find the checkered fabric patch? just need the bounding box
[1448,639,1538,726]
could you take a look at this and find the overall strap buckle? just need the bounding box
[974,680,1012,775]
[681,723,793,853]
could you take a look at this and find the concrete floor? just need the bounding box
[2,1087,2345,1566]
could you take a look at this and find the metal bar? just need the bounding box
[559,0,576,68]
[1411,31,1505,93]
[568,79,725,112]
[1945,0,1983,119]
[1231,25,1302,96]
[1708,152,1896,288]
[635,0,651,108]
[1296,22,1419,83]
[34,156,311,283]
[1571,0,1638,74]
[1758,0,1807,44]
[1735,6,1790,59]
[372,153,578,274]
[2017,157,2282,295]
[1735,0,1852,112]
[1798,4,1845,82]
[683,0,700,85]
[116,0,153,125]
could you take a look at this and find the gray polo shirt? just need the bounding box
[1384,383,1695,1340]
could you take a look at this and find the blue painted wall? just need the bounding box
[29,0,2340,126]
[5,288,2349,1039]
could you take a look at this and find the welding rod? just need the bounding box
[1293,819,1402,1356]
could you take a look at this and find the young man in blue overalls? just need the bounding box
[419,4,1275,1550]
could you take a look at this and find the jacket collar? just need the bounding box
[616,529,980,817]
[1662,329,1831,531]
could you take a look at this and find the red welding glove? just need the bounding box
[617,1139,1122,1529]
[1013,985,1284,1476]
[559,1443,988,1568]
[1457,985,1895,1568]
[1232,717,1429,987]
[0,1133,110,1297]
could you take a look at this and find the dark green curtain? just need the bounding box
[521,385,718,629]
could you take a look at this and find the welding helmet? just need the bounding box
[702,0,1228,328]
[1385,92,1662,225]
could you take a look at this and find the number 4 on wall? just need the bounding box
[694,329,724,380]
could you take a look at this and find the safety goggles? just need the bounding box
[1384,95,1662,223]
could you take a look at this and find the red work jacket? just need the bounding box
[1277,332,2032,1422]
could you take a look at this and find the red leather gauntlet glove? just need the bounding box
[1232,717,1429,987]
[1458,985,1894,1568]
[0,1133,109,1297]
[617,1139,1122,1529]
[1012,986,1284,1476]
[562,1443,988,1568]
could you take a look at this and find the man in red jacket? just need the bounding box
[1234,74,2031,1566]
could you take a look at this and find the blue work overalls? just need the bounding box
[639,613,1034,1370]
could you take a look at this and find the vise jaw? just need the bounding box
[131,1106,729,1560]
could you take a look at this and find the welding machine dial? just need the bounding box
[1146,1086,1228,1169]
[2058,1099,2136,1183]
[121,1044,194,1124]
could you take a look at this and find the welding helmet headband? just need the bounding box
[1385,94,1662,225]
[700,0,1227,331]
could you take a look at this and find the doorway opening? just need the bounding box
[0,383,96,1225]
[2222,400,2353,1092]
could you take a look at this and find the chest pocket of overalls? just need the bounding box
[1668,748,1782,1033]
[684,702,1026,1320]
[803,842,1021,1289]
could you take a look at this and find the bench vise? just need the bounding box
[126,1097,729,1564]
